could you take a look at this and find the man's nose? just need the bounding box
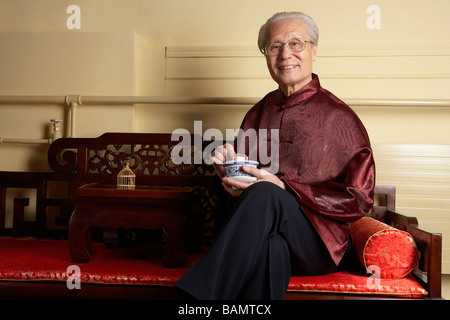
[280,44,293,58]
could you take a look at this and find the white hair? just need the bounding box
[258,12,319,53]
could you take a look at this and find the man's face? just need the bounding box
[264,18,317,96]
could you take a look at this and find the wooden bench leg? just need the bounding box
[68,207,95,263]
[161,214,186,268]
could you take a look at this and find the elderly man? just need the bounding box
[175,11,375,300]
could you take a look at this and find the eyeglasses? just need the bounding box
[264,39,314,56]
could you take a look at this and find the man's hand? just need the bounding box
[210,143,236,179]
[210,143,285,197]
[222,165,285,197]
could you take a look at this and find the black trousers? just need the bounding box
[175,181,351,300]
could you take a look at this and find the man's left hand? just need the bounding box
[222,165,286,197]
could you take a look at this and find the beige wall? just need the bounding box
[0,0,449,273]
[0,0,448,137]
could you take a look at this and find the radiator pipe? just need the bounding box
[0,138,52,145]
[0,95,448,107]
[0,119,63,145]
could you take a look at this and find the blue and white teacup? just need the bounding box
[223,155,259,182]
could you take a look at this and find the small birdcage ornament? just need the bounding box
[117,163,136,190]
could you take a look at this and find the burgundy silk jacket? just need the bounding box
[238,74,376,265]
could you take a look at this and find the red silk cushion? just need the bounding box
[288,271,427,297]
[0,238,427,298]
[350,217,418,279]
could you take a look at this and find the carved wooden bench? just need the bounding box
[0,133,443,300]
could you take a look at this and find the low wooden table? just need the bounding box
[68,183,198,268]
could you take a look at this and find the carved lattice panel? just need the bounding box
[87,143,213,176]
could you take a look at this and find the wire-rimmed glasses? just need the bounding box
[264,38,314,56]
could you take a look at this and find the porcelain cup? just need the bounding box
[223,155,259,182]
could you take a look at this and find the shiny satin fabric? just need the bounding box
[237,74,376,265]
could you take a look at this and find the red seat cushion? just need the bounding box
[0,238,189,286]
[0,238,426,298]
[350,217,418,279]
[288,271,427,297]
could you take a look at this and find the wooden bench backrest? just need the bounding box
[48,132,217,188]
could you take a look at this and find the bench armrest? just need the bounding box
[386,209,442,299]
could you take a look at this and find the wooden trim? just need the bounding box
[166,43,450,58]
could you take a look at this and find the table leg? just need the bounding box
[161,214,186,268]
[68,207,95,263]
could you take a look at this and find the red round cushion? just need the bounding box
[350,217,418,279]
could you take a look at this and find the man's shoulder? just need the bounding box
[316,87,371,143]
[315,87,362,118]
[317,87,348,108]
[246,89,279,113]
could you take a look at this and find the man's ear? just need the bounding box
[311,44,318,62]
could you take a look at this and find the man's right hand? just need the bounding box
[210,143,236,179]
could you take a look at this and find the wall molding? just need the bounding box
[165,43,450,82]
[166,43,450,58]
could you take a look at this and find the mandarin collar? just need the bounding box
[276,73,321,109]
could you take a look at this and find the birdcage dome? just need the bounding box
[117,163,136,189]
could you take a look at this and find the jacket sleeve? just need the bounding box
[283,146,375,223]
